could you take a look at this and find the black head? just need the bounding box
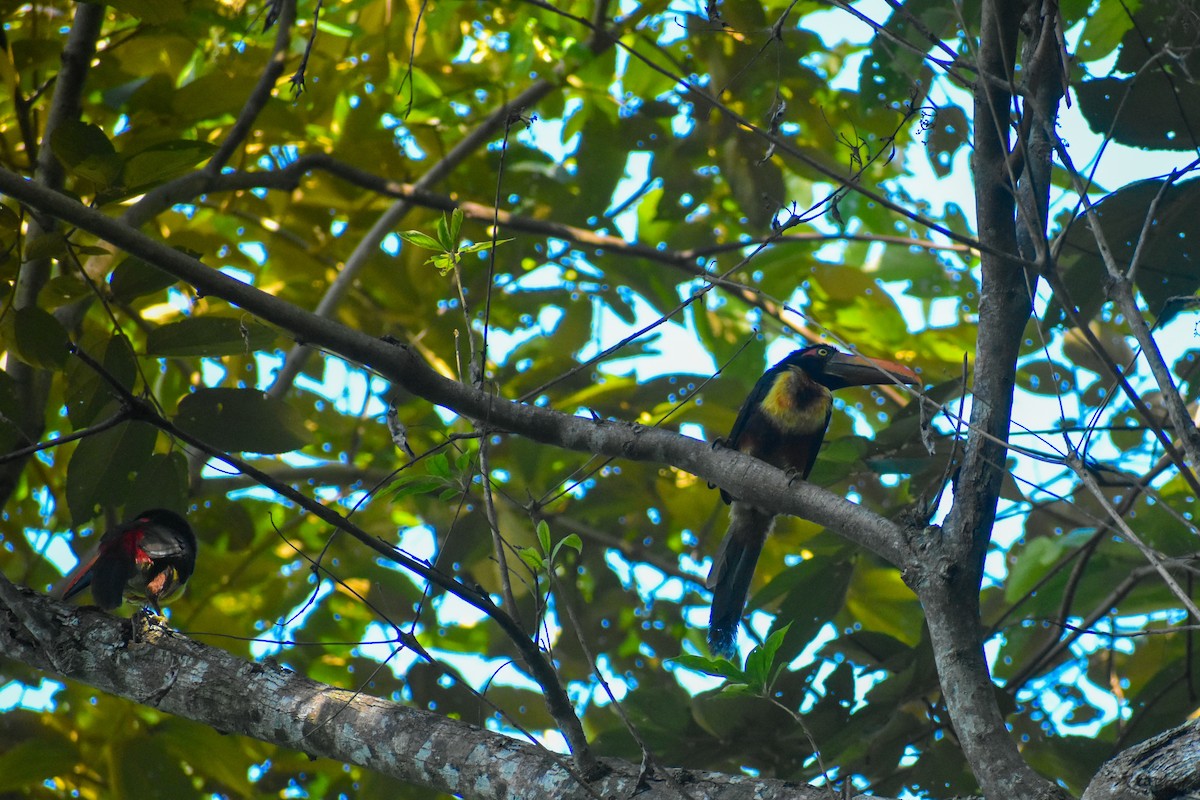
[774,345,920,391]
[136,508,192,531]
[132,509,196,550]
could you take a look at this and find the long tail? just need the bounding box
[706,502,775,659]
[56,548,132,610]
[56,550,101,602]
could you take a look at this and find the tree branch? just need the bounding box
[909,2,1065,798]
[0,580,889,800]
[1081,718,1200,800]
[0,168,912,571]
[206,0,296,173]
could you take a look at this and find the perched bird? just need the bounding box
[58,509,197,614]
[707,345,919,658]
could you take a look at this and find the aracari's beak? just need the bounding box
[819,350,921,388]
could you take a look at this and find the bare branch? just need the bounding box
[0,582,886,800]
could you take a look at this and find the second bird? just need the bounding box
[58,508,197,614]
[707,345,920,658]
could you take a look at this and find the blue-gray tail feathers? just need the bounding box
[706,503,775,659]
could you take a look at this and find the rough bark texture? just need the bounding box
[0,578,887,800]
[1081,720,1200,800]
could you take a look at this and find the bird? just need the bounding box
[57,508,197,614]
[706,345,920,658]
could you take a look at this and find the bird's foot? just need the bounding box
[130,606,172,643]
[784,468,802,487]
[707,438,729,491]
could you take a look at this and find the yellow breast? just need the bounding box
[761,369,831,434]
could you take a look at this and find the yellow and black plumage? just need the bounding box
[706,345,919,658]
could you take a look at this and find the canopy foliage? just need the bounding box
[2,0,1200,797]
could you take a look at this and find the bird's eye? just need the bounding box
[817,348,829,356]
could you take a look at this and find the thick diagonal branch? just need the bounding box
[0,169,912,571]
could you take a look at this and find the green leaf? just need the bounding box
[743,624,790,692]
[174,388,308,454]
[436,214,453,251]
[109,254,179,302]
[1,306,70,368]
[1049,177,1200,325]
[65,334,137,429]
[925,103,969,178]
[1075,0,1136,62]
[537,519,551,554]
[554,533,582,558]
[49,119,122,188]
[146,316,278,356]
[111,734,194,800]
[123,139,218,191]
[668,653,748,682]
[66,420,158,522]
[428,253,455,275]
[107,0,187,23]
[399,231,443,251]
[1077,74,1200,151]
[1006,537,1068,603]
[458,238,514,255]
[0,370,23,452]
[0,203,19,256]
[22,231,68,262]
[43,274,93,307]
[0,728,78,793]
[518,546,545,572]
[425,452,452,479]
[126,452,190,515]
[450,207,463,241]
[388,475,449,500]
[1017,359,1075,395]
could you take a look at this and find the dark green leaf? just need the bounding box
[65,334,138,429]
[22,231,69,262]
[123,140,218,191]
[0,728,78,793]
[126,452,190,515]
[49,119,122,188]
[925,104,969,178]
[0,370,23,452]
[174,388,308,454]
[1,306,70,368]
[109,255,180,302]
[111,735,194,800]
[1077,74,1200,151]
[1049,177,1200,325]
[66,420,157,523]
[0,203,19,255]
[146,316,278,356]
